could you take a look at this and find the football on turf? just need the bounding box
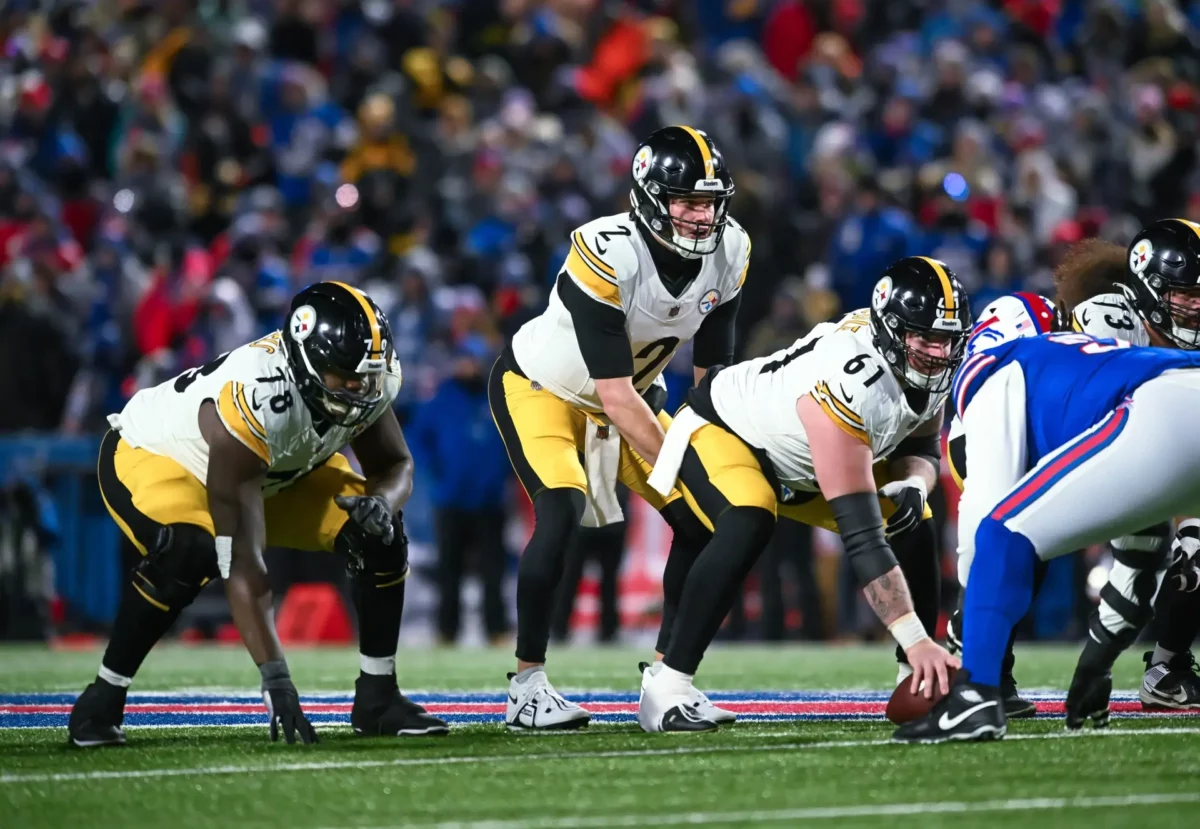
[885,666,957,725]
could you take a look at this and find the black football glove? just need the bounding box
[260,661,318,745]
[879,477,928,540]
[334,494,395,545]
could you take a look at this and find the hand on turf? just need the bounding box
[879,477,927,540]
[905,639,960,700]
[335,494,395,545]
[262,680,319,745]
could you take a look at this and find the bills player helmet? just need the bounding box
[284,282,394,426]
[629,125,735,259]
[1124,218,1200,349]
[870,257,972,393]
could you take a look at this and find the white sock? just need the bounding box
[98,665,132,688]
[513,665,544,684]
[655,665,693,695]
[360,654,396,676]
[1151,646,1177,667]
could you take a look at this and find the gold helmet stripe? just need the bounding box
[678,125,715,179]
[328,281,383,355]
[917,256,957,320]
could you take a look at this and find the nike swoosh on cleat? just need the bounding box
[507,694,519,705]
[938,700,999,730]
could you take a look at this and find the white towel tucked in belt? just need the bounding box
[647,407,710,498]
[581,417,624,527]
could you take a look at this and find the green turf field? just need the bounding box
[2,643,1198,829]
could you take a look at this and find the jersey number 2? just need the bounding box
[632,337,680,386]
[174,353,230,393]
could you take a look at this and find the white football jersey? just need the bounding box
[510,212,750,411]
[709,309,945,494]
[109,331,402,496]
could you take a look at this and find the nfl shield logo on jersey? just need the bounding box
[698,289,721,315]
[291,305,317,341]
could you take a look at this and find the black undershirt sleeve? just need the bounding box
[557,272,633,379]
[692,292,741,369]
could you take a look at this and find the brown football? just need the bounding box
[885,666,957,725]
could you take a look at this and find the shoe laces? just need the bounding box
[1168,650,1200,679]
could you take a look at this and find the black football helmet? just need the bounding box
[869,257,972,393]
[283,281,394,426]
[1123,218,1200,349]
[629,125,735,259]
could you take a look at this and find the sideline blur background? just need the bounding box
[1,0,1198,649]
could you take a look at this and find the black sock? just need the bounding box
[892,518,940,664]
[664,507,774,674]
[1155,579,1200,655]
[515,488,584,664]
[355,575,406,662]
[100,580,187,681]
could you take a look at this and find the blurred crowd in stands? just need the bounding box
[2,0,1199,642]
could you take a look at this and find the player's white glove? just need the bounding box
[1168,520,1200,593]
[334,494,395,545]
[879,476,928,540]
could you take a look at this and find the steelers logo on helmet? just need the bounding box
[872,277,892,312]
[290,305,317,342]
[1132,238,1152,277]
[1130,239,1154,275]
[698,289,722,315]
[632,146,653,181]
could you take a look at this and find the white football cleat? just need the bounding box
[637,662,719,733]
[639,662,735,724]
[505,669,591,731]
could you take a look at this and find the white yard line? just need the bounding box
[2,726,1198,786]
[331,793,1200,829]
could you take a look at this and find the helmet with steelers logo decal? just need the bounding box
[629,125,735,259]
[1124,218,1200,349]
[284,281,394,426]
[869,257,972,393]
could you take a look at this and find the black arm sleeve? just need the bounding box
[891,432,942,475]
[557,272,633,379]
[691,292,741,369]
[829,492,898,586]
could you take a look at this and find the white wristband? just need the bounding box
[888,612,930,651]
[215,536,233,580]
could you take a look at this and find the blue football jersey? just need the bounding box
[952,333,1200,463]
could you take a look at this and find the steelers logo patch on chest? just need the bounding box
[1130,239,1154,275]
[698,289,721,315]
[291,305,317,341]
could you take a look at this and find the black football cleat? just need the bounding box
[1000,672,1037,719]
[351,673,450,737]
[892,670,1006,744]
[68,680,128,748]
[1065,667,1112,730]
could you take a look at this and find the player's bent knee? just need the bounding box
[132,524,217,612]
[337,514,410,588]
[532,487,585,534]
[714,506,775,551]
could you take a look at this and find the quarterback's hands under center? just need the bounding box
[906,639,960,700]
[334,494,395,545]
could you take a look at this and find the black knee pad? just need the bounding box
[132,524,216,612]
[534,487,585,530]
[713,507,775,557]
[337,514,410,588]
[660,500,712,547]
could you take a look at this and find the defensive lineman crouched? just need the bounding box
[489,125,747,730]
[641,257,969,731]
[68,282,448,747]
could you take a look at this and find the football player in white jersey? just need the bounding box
[489,125,749,730]
[640,257,970,731]
[68,282,449,747]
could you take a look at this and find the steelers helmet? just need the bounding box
[284,281,393,426]
[1124,218,1200,349]
[629,125,735,259]
[869,257,972,392]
